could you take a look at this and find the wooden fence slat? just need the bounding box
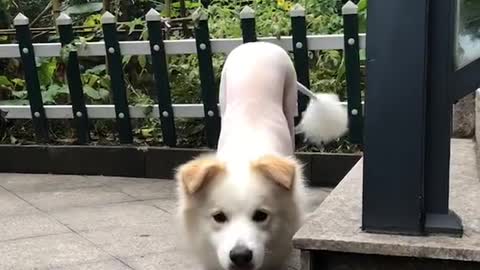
[342,1,363,144]
[240,6,257,43]
[101,12,133,144]
[193,8,220,149]
[146,9,177,147]
[14,13,49,142]
[56,13,90,144]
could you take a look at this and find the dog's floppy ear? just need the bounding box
[176,156,225,195]
[252,155,297,190]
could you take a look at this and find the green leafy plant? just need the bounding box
[81,64,111,102]
[65,2,103,15]
[1,0,363,152]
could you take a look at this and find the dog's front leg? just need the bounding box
[283,69,298,151]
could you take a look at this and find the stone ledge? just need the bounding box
[293,139,480,263]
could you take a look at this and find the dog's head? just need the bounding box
[175,154,304,270]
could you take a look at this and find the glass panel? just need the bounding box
[455,0,480,69]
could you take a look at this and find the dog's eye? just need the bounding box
[212,212,228,223]
[252,210,269,222]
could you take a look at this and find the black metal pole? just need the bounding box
[56,13,90,144]
[193,8,220,149]
[342,2,363,144]
[14,13,49,143]
[101,12,133,144]
[362,0,428,235]
[146,9,177,147]
[424,0,462,236]
[240,6,257,43]
[290,3,310,121]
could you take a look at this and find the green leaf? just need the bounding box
[138,55,147,70]
[87,74,100,86]
[11,90,27,99]
[85,64,106,75]
[140,28,149,40]
[0,75,12,87]
[11,78,25,89]
[123,55,132,66]
[336,54,346,81]
[47,84,69,95]
[124,18,145,35]
[172,1,200,9]
[83,85,100,100]
[84,85,109,100]
[98,88,109,100]
[358,0,367,11]
[99,77,111,89]
[37,57,57,86]
[140,127,155,137]
[0,99,29,105]
[83,14,102,28]
[65,2,103,15]
[41,91,56,104]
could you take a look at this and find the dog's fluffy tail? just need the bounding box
[295,82,348,146]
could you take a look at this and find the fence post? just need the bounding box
[146,9,177,147]
[193,8,220,149]
[240,6,256,43]
[101,12,133,144]
[14,13,49,142]
[342,1,363,144]
[290,4,310,144]
[56,13,90,144]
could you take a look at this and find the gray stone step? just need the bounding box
[293,139,480,269]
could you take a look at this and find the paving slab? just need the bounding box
[49,259,133,270]
[16,185,136,212]
[0,212,69,242]
[0,187,38,217]
[106,179,177,200]
[84,175,159,186]
[148,199,179,214]
[0,173,102,193]
[79,224,177,258]
[293,139,480,262]
[51,201,171,232]
[122,250,196,270]
[0,233,114,269]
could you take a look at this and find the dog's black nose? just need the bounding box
[229,245,253,267]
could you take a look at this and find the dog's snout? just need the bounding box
[229,245,253,267]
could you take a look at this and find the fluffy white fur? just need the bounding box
[296,93,348,145]
[176,154,306,270]
[175,42,347,270]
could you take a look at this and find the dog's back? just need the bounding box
[220,42,293,107]
[217,42,298,160]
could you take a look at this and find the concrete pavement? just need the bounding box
[0,173,331,270]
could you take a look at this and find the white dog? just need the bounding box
[175,42,348,270]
